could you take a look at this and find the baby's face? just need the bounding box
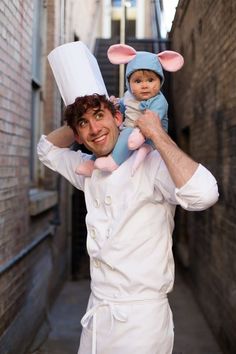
[129,70,161,101]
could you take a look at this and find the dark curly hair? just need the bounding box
[64,94,117,135]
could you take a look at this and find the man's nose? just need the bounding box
[89,120,101,135]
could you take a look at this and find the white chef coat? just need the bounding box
[37,135,218,354]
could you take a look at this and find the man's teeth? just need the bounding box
[94,135,106,142]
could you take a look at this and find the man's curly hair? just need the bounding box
[64,94,117,135]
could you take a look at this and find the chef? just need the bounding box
[38,41,219,354]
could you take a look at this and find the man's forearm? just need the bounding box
[136,110,198,188]
[46,125,75,147]
[151,129,198,188]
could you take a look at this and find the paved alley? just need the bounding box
[29,268,223,354]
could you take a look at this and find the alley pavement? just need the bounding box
[29,267,223,354]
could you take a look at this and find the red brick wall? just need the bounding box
[170,1,236,352]
[0,0,32,258]
[0,1,34,351]
[0,1,71,352]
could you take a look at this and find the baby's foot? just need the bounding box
[94,155,119,172]
[128,128,145,150]
[131,144,153,176]
[75,160,95,177]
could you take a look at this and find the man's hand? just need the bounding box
[135,110,163,141]
[47,125,75,147]
[109,95,120,108]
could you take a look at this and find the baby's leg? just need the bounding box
[94,127,133,172]
[128,128,145,150]
[75,160,95,177]
[131,144,153,176]
[112,127,133,165]
[94,155,118,172]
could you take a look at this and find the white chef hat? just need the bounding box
[48,41,108,106]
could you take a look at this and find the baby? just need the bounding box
[76,44,184,176]
[94,44,184,174]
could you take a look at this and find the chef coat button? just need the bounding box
[105,195,112,205]
[90,228,96,239]
[106,227,112,239]
[94,198,100,208]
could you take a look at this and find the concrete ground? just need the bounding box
[29,268,223,354]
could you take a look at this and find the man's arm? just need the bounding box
[37,126,86,191]
[46,125,75,147]
[136,110,198,188]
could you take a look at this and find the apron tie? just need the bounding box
[81,300,128,354]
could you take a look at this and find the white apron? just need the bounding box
[78,289,174,354]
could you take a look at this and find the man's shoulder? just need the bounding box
[146,149,162,162]
[140,149,163,176]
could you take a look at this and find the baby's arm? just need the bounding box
[128,93,169,150]
[148,93,168,132]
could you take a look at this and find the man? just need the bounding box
[38,93,218,354]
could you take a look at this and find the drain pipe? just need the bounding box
[119,0,126,97]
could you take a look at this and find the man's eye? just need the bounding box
[79,120,87,127]
[95,112,103,120]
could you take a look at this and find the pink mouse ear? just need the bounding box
[157,50,184,72]
[107,44,137,64]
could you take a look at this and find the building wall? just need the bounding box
[0,1,71,353]
[65,0,103,50]
[169,0,236,353]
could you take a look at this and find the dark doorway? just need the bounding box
[174,126,191,267]
[71,143,90,279]
[71,188,90,279]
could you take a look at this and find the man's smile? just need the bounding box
[74,105,123,157]
[91,133,108,143]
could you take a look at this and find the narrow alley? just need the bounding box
[29,266,223,354]
[1,1,236,354]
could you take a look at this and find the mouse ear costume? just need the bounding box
[48,41,108,106]
[107,43,184,91]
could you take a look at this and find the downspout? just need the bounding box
[119,0,126,97]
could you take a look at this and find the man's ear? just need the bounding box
[114,110,123,127]
[75,134,83,144]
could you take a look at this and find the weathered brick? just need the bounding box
[170,1,236,352]
[0,0,70,352]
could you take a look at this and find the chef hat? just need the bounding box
[48,41,108,106]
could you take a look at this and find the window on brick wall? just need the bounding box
[30,0,44,184]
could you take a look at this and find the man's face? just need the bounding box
[129,70,161,101]
[75,105,122,157]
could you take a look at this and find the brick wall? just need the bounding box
[170,0,236,352]
[0,0,33,259]
[0,1,71,353]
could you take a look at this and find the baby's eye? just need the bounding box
[148,78,154,82]
[135,79,141,84]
